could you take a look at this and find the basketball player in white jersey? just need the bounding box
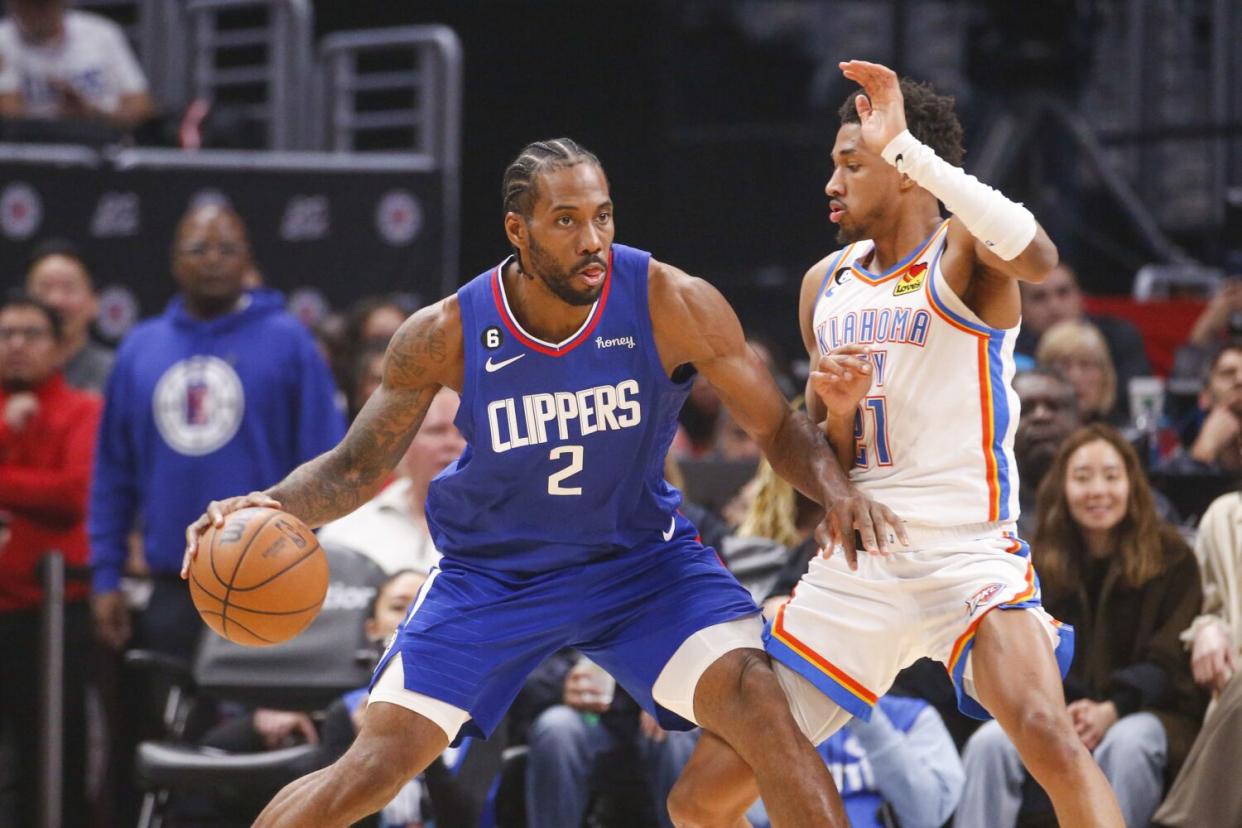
[667,62,1124,827]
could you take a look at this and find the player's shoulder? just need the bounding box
[385,294,464,386]
[647,256,720,318]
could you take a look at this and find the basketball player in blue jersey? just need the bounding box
[667,63,1126,827]
[182,138,906,827]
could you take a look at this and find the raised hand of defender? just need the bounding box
[181,491,283,578]
[839,60,908,154]
[810,344,874,420]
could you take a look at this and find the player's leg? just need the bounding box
[970,609,1124,827]
[254,701,450,828]
[667,658,853,827]
[673,647,847,827]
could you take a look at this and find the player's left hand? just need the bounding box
[816,487,907,570]
[839,60,908,154]
[1067,699,1117,752]
[810,345,873,420]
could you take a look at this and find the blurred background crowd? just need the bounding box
[2,1,1242,827]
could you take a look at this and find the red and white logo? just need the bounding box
[965,582,1006,617]
[96,285,139,341]
[0,182,42,239]
[376,189,422,246]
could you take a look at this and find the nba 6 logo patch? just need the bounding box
[894,262,928,296]
[965,582,1006,617]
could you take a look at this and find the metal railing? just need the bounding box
[317,25,463,291]
[183,0,314,149]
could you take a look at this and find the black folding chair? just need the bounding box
[130,546,387,828]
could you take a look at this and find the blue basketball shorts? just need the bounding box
[369,513,760,743]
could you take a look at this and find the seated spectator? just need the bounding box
[1170,276,1242,384]
[25,237,113,392]
[957,424,1205,828]
[319,387,464,574]
[1036,319,1122,424]
[0,0,153,130]
[1161,343,1242,473]
[1152,488,1242,826]
[346,342,387,423]
[522,651,692,828]
[1012,367,1081,538]
[0,290,102,828]
[197,570,434,826]
[746,690,963,828]
[1018,263,1151,418]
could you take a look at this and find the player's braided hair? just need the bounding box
[839,78,965,166]
[501,138,602,218]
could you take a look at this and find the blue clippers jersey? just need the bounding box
[426,244,693,572]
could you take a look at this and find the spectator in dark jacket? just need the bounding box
[0,290,101,828]
[957,424,1205,828]
[1018,263,1152,421]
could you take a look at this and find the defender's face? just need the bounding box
[514,163,614,307]
[824,124,899,245]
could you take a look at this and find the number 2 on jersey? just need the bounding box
[853,396,892,469]
[548,445,584,495]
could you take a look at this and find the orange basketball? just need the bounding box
[188,507,329,647]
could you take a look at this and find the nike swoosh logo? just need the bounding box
[662,516,677,542]
[484,354,525,373]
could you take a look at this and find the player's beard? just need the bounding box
[835,203,886,245]
[524,232,606,307]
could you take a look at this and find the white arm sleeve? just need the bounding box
[882,129,1037,261]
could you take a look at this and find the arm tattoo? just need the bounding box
[266,310,452,527]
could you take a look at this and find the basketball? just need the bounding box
[188,507,329,647]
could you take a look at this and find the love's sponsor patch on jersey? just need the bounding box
[893,263,928,296]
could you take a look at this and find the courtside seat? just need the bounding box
[136,742,316,791]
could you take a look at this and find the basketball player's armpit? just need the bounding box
[267,383,433,528]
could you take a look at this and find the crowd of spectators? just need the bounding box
[1,197,1239,828]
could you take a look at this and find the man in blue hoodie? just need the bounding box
[89,204,344,657]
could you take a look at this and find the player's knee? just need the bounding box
[667,775,726,828]
[1010,704,1085,774]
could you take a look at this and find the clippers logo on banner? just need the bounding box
[91,192,141,238]
[281,195,330,241]
[153,355,245,456]
[96,285,139,341]
[376,189,422,246]
[287,287,329,328]
[0,182,42,239]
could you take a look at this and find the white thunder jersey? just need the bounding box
[812,219,1020,527]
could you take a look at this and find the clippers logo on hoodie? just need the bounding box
[153,355,245,456]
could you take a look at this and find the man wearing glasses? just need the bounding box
[0,290,102,827]
[88,204,345,821]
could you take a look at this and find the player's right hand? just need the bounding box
[810,345,874,419]
[181,491,283,579]
[816,488,907,570]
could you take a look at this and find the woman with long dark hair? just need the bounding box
[956,424,1206,827]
